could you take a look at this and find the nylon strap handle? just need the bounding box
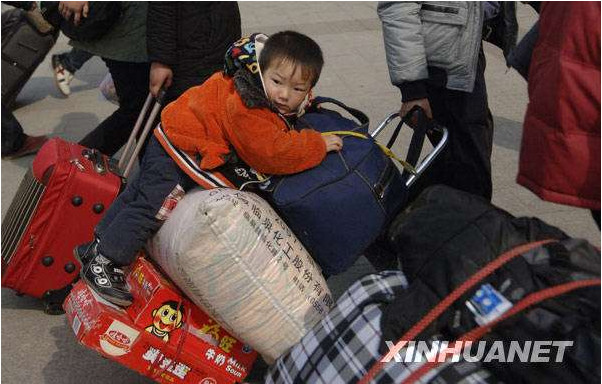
[321,131,416,174]
[312,96,369,125]
[358,239,557,384]
[402,278,601,384]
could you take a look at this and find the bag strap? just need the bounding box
[398,107,428,168]
[321,131,416,173]
[359,239,558,384]
[401,278,601,384]
[373,107,447,187]
[311,96,369,126]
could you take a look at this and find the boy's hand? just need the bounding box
[323,135,343,152]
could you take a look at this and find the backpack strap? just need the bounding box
[359,239,558,384]
[402,278,601,384]
[311,96,369,125]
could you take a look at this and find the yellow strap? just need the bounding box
[321,131,417,174]
[377,144,416,174]
[322,130,368,139]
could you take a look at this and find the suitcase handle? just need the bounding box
[82,148,106,175]
[371,109,448,188]
[118,87,167,178]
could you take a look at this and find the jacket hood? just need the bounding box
[224,33,269,93]
[224,33,311,118]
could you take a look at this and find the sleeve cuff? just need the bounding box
[397,80,428,102]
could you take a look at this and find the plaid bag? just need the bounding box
[265,271,413,384]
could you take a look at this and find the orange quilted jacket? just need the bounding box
[157,72,326,175]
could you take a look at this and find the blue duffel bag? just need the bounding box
[262,97,447,276]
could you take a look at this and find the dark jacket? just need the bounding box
[382,185,600,383]
[518,2,600,210]
[147,2,241,103]
[70,2,148,63]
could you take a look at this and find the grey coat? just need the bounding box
[378,2,483,93]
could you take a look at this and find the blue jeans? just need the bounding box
[58,47,94,73]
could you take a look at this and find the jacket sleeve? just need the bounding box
[225,104,327,175]
[377,2,429,100]
[159,91,203,153]
[147,2,177,66]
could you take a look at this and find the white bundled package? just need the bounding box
[148,188,333,363]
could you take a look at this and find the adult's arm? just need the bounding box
[377,2,429,102]
[226,106,327,175]
[147,2,177,67]
[147,3,176,96]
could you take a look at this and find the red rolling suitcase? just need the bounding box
[1,92,164,313]
[1,139,121,309]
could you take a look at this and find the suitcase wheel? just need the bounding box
[44,302,65,315]
[41,281,77,315]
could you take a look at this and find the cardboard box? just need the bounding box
[64,258,257,384]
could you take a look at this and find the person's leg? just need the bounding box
[98,138,195,264]
[440,49,493,200]
[1,104,25,156]
[58,47,94,73]
[412,48,492,202]
[77,136,195,306]
[51,47,94,97]
[79,58,150,156]
[1,104,47,159]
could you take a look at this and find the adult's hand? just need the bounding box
[400,98,433,121]
[58,1,89,26]
[149,62,173,98]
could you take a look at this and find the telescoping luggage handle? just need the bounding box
[358,239,602,384]
[371,107,448,188]
[118,88,167,179]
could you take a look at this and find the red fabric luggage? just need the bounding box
[1,91,164,313]
[1,138,121,311]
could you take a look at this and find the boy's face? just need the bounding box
[263,60,313,115]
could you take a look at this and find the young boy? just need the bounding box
[74,31,343,306]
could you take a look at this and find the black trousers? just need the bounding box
[1,104,25,156]
[79,58,150,156]
[410,49,493,202]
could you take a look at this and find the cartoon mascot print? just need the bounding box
[145,300,184,342]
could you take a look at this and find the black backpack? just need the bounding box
[361,185,600,383]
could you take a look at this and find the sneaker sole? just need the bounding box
[79,271,133,307]
[72,247,87,268]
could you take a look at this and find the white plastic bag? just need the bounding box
[149,188,333,363]
[99,72,119,105]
